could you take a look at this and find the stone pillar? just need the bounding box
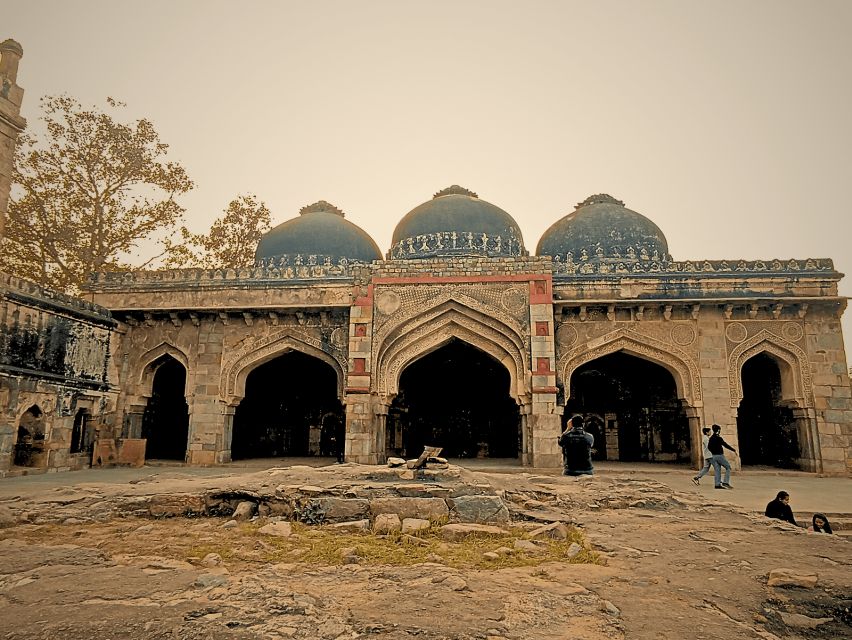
[792,406,820,472]
[344,392,384,464]
[123,404,146,439]
[528,276,562,468]
[684,405,703,469]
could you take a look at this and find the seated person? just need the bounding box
[809,513,833,534]
[765,491,799,526]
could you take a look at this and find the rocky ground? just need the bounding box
[0,463,849,640]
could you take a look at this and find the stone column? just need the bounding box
[791,406,820,472]
[344,392,384,464]
[684,405,703,469]
[123,404,146,439]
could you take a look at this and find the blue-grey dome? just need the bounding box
[255,201,381,265]
[536,194,670,262]
[389,186,526,259]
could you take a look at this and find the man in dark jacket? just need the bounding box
[558,415,594,476]
[708,424,736,489]
[765,491,799,526]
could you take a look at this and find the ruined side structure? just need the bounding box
[81,190,852,476]
[0,40,117,476]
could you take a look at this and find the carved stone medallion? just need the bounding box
[500,287,526,313]
[725,322,748,343]
[671,324,696,346]
[556,324,578,347]
[330,327,348,348]
[781,322,804,342]
[376,290,401,315]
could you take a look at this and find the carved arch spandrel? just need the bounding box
[379,316,528,400]
[374,301,529,400]
[136,342,190,399]
[559,328,701,404]
[373,290,527,355]
[728,330,813,408]
[220,329,345,405]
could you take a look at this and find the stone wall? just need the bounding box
[0,274,117,475]
[0,38,25,240]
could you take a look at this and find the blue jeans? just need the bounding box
[695,458,712,479]
[711,454,731,486]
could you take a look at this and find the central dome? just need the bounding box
[389,186,526,259]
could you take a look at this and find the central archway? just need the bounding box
[231,351,344,460]
[386,339,521,459]
[566,352,691,462]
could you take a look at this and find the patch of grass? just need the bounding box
[1,517,603,572]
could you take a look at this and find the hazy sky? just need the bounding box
[5,1,852,354]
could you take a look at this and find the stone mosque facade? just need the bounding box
[1,39,851,477]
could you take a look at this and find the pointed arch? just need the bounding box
[221,330,345,405]
[137,342,190,398]
[728,330,813,408]
[375,300,529,401]
[559,328,701,405]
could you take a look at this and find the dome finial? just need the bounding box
[576,194,624,209]
[433,185,478,199]
[299,200,345,217]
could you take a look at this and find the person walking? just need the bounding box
[558,415,595,476]
[691,427,713,485]
[708,424,736,489]
[765,491,799,526]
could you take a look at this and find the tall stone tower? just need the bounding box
[0,38,25,241]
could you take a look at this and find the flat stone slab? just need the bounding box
[370,497,449,521]
[441,523,509,541]
[450,495,510,524]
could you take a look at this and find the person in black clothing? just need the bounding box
[708,424,736,489]
[558,415,595,476]
[765,491,799,526]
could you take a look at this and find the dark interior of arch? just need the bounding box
[737,353,798,468]
[565,351,690,462]
[14,405,45,467]
[386,339,520,459]
[141,356,190,460]
[231,351,344,459]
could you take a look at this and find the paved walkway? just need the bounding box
[2,458,849,522]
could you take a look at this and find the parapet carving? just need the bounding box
[220,327,346,403]
[559,327,701,405]
[88,258,369,289]
[387,228,527,260]
[728,329,813,408]
[551,256,835,277]
[2,273,112,318]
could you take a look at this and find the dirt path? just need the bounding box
[0,466,848,639]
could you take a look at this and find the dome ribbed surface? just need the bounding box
[389,186,526,259]
[255,201,381,265]
[536,194,670,262]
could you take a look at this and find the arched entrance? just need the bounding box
[14,405,45,467]
[566,352,690,462]
[231,351,344,460]
[386,339,521,459]
[141,356,190,460]
[737,353,799,468]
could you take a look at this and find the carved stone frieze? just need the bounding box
[372,285,527,343]
[727,329,813,408]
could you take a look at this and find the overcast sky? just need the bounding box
[6,1,852,356]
